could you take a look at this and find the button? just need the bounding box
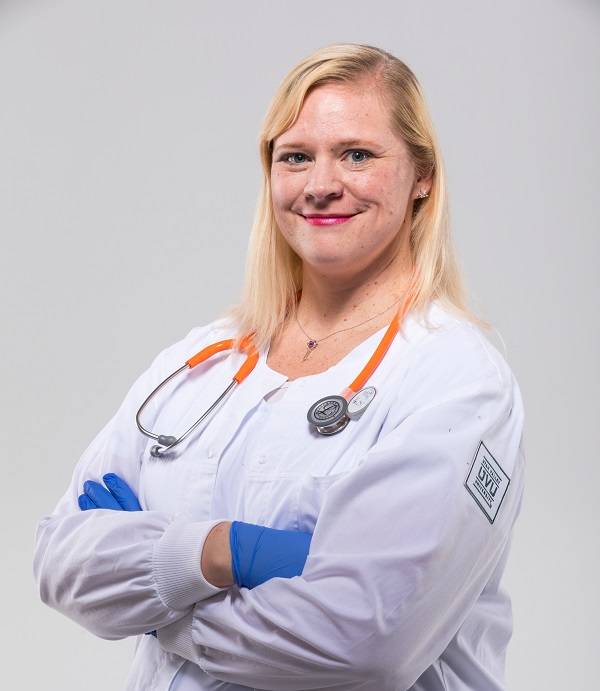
[258,456,267,464]
[207,447,215,459]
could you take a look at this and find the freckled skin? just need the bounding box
[270,81,428,283]
[265,79,433,378]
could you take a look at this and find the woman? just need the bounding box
[34,43,525,690]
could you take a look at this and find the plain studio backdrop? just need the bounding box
[1,0,598,688]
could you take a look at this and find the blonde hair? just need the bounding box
[224,43,485,350]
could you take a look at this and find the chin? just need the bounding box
[302,254,360,274]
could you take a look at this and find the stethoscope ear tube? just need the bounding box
[135,364,188,442]
[137,335,259,458]
[137,370,238,457]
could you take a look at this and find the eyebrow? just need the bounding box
[272,138,382,153]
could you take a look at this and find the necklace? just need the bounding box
[294,292,406,362]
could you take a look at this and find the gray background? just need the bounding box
[2,0,598,688]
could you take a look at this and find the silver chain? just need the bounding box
[294,293,405,361]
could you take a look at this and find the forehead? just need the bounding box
[273,82,398,149]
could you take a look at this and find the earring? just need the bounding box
[416,190,429,199]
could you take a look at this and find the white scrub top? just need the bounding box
[34,301,526,691]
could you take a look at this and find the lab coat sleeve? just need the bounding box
[156,333,526,689]
[33,324,227,640]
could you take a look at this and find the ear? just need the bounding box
[412,174,433,200]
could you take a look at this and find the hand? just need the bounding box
[78,473,156,637]
[229,521,312,589]
[78,473,142,511]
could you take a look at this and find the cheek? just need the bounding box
[350,168,391,198]
[360,169,410,217]
[271,171,301,209]
[270,176,297,244]
[270,170,285,210]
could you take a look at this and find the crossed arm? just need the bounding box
[79,473,312,592]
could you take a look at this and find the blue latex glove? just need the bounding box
[230,520,313,589]
[78,474,156,637]
[78,473,142,511]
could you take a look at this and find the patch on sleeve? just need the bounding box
[464,441,510,524]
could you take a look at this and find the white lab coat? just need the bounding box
[33,301,526,691]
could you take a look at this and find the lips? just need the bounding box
[301,212,358,226]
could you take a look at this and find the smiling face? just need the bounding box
[270,80,429,283]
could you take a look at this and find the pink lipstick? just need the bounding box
[302,214,356,226]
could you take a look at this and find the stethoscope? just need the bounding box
[136,282,416,458]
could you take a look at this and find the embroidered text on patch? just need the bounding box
[464,441,510,524]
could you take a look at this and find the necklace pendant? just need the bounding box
[302,339,318,361]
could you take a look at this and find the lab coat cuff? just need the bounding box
[156,609,199,662]
[153,519,228,610]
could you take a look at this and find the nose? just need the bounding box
[303,159,343,204]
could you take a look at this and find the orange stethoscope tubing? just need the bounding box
[136,272,419,457]
[135,334,260,457]
[341,272,418,400]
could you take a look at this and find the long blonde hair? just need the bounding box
[224,43,484,350]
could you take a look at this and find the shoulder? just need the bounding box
[395,300,523,416]
[146,315,238,375]
[180,315,238,349]
[407,301,512,383]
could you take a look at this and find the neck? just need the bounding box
[296,248,414,335]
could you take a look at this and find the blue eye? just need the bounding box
[347,150,371,163]
[282,153,308,164]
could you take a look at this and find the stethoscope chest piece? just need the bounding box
[347,386,377,420]
[307,395,350,436]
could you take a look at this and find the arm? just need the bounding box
[76,475,314,646]
[78,479,313,591]
[33,325,228,640]
[155,364,526,688]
